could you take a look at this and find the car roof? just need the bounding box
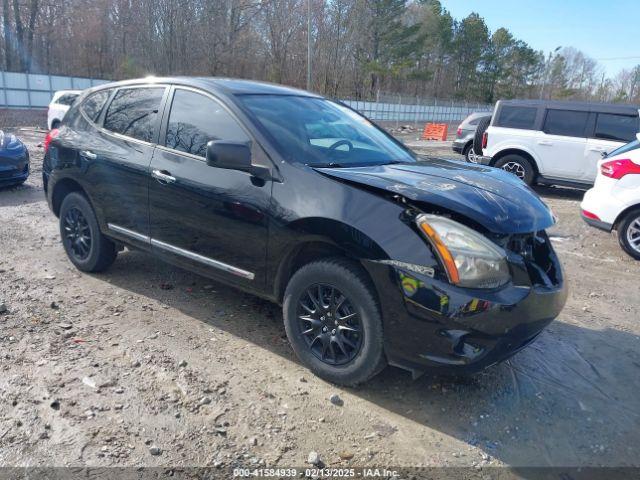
[86,77,321,98]
[464,111,492,120]
[497,99,640,116]
[53,89,81,97]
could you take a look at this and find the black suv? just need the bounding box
[43,78,567,385]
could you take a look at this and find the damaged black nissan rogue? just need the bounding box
[43,78,567,385]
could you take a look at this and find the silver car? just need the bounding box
[452,112,491,163]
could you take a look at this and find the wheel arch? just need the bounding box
[491,148,541,176]
[273,218,388,303]
[614,203,640,230]
[51,177,88,217]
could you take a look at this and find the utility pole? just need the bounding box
[307,0,312,91]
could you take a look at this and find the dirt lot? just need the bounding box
[1,128,639,473]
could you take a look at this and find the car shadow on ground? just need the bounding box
[532,185,586,201]
[0,183,43,207]
[101,249,639,469]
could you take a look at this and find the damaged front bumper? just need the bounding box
[363,233,567,377]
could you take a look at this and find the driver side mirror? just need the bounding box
[206,140,252,172]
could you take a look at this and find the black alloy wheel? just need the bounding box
[283,258,386,386]
[58,192,117,272]
[63,207,92,261]
[296,284,363,365]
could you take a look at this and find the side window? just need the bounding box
[594,114,639,142]
[80,90,112,123]
[165,89,249,157]
[57,94,78,106]
[104,87,165,143]
[543,110,589,137]
[495,106,537,130]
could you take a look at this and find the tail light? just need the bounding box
[600,158,640,180]
[482,131,488,149]
[44,128,59,154]
[582,209,601,221]
[456,127,462,137]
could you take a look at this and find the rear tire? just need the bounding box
[59,192,117,272]
[617,209,640,260]
[494,154,536,185]
[283,258,386,386]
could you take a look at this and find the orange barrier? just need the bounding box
[421,123,448,141]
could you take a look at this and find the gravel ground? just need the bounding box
[1,128,639,472]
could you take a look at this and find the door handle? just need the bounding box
[80,150,97,160]
[537,140,553,146]
[152,169,176,184]
[588,147,605,152]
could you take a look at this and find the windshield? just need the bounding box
[238,95,416,167]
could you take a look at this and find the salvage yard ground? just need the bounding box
[0,128,639,471]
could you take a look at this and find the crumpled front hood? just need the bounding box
[316,158,555,234]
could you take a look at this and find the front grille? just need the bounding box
[506,231,561,287]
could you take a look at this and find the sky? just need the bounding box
[443,0,640,77]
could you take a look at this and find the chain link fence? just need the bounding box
[0,71,108,108]
[0,72,494,127]
[340,91,493,128]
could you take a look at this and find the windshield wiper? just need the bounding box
[307,162,348,168]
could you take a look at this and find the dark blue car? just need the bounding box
[0,130,29,187]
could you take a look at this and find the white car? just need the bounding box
[476,100,639,187]
[47,90,81,130]
[581,133,640,259]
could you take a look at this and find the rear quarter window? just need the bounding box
[495,106,537,130]
[57,94,78,106]
[594,113,639,142]
[80,89,112,123]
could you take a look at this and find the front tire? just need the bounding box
[59,192,117,272]
[494,154,536,185]
[283,258,386,386]
[617,209,640,260]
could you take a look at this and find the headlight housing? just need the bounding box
[416,214,510,289]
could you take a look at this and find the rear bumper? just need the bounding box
[581,211,613,232]
[363,246,566,377]
[452,139,468,154]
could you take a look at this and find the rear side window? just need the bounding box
[495,106,537,129]
[543,110,589,137]
[57,94,78,106]
[594,113,639,142]
[104,87,165,143]
[80,90,112,122]
[165,89,249,157]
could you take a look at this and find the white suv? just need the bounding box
[581,134,640,259]
[476,100,640,187]
[47,90,81,130]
